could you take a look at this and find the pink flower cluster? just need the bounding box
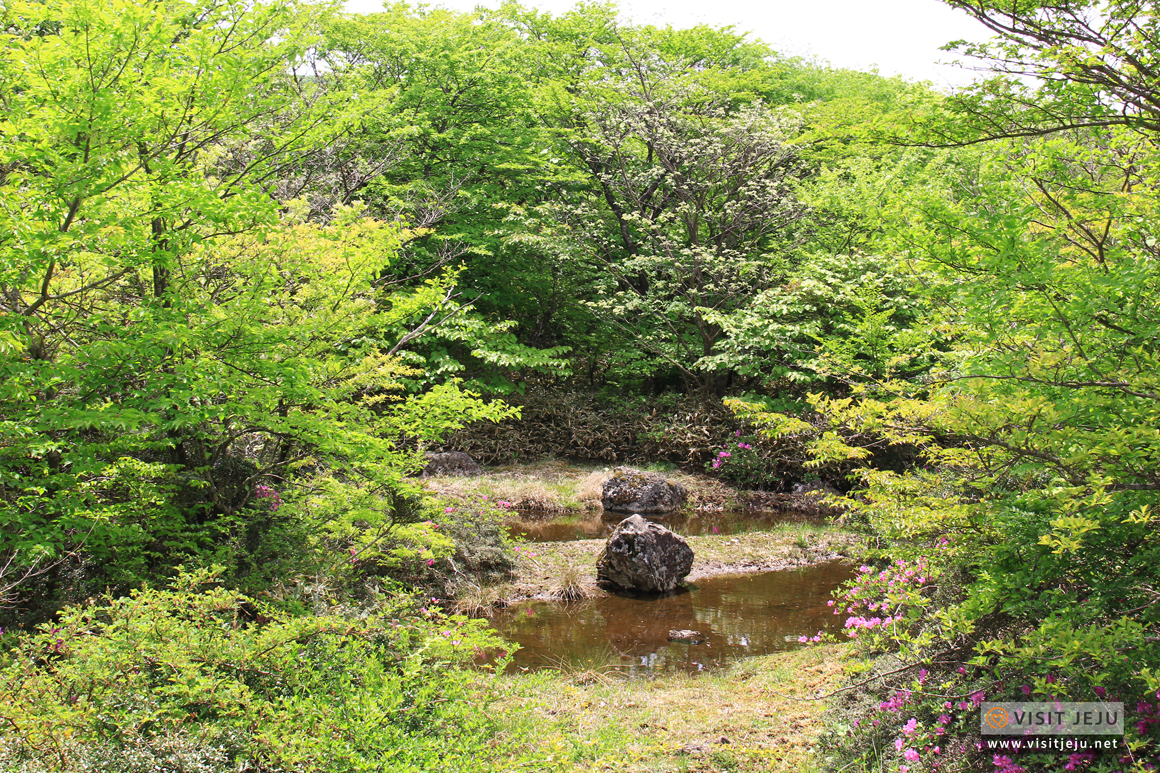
[254,484,281,511]
[846,614,897,630]
[892,717,941,769]
[879,688,912,713]
[1063,751,1094,771]
[1135,699,1160,735]
[833,557,937,640]
[992,754,1026,773]
[797,630,823,644]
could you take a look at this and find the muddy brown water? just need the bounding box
[507,509,818,542]
[488,560,853,674]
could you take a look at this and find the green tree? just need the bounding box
[734,2,1160,766]
[919,0,1160,143]
[0,0,513,609]
[530,20,813,397]
[311,4,574,392]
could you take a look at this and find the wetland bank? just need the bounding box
[421,460,862,771]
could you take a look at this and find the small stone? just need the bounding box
[667,629,702,642]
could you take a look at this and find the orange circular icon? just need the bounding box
[985,707,1010,730]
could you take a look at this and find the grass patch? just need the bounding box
[423,460,747,517]
[490,644,849,772]
[424,460,607,514]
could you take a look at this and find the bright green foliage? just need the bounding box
[532,21,814,396]
[930,0,1160,144]
[311,3,920,397]
[704,252,935,385]
[321,3,548,231]
[740,127,1160,658]
[736,35,1160,770]
[0,569,514,772]
[315,5,576,390]
[0,0,317,588]
[0,0,517,604]
[1,201,515,593]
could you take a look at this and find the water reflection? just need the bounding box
[508,509,820,542]
[488,560,853,674]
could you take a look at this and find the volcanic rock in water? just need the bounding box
[596,515,694,593]
[421,451,483,477]
[601,466,688,514]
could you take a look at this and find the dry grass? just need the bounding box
[487,542,608,607]
[446,579,512,617]
[423,460,749,517]
[492,643,849,772]
[423,460,606,515]
[683,526,856,580]
[575,469,607,505]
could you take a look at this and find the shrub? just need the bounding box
[0,569,515,773]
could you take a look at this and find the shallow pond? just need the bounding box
[488,560,853,675]
[507,509,818,542]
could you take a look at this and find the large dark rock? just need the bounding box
[596,515,694,593]
[601,466,688,514]
[421,451,482,478]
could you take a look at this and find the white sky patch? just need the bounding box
[341,0,993,88]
